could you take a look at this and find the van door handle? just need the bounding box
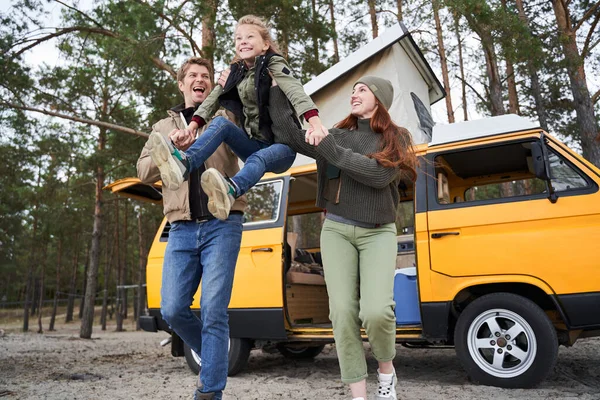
[252,247,273,252]
[431,232,460,239]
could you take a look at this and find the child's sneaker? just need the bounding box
[148,132,189,191]
[375,369,397,400]
[201,168,237,221]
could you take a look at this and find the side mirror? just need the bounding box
[530,142,549,180]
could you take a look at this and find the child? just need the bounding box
[149,14,326,220]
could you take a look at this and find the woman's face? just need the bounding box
[235,24,270,66]
[350,83,378,119]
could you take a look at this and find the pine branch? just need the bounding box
[54,0,104,28]
[133,0,202,56]
[592,89,600,104]
[1,102,149,138]
[9,26,176,79]
[581,10,600,58]
[456,75,487,105]
[573,1,600,32]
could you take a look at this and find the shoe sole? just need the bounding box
[201,169,233,221]
[149,132,184,191]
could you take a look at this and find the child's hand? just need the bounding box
[169,129,195,151]
[188,120,199,132]
[218,68,231,87]
[307,116,328,146]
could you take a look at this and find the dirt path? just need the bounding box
[1,322,599,399]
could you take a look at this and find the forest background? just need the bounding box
[0,0,598,338]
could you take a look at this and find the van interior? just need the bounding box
[283,172,416,329]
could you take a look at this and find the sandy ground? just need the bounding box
[1,320,600,400]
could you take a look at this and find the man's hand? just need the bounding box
[169,129,195,151]
[306,116,328,146]
[218,68,231,87]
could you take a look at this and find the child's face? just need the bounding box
[235,24,270,66]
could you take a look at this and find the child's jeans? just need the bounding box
[185,116,296,195]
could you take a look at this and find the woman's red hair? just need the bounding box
[334,101,417,181]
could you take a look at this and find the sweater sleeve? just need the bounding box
[193,85,223,122]
[316,134,399,189]
[269,87,322,160]
[268,56,317,117]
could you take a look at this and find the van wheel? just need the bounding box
[276,343,325,359]
[454,293,558,388]
[184,338,252,377]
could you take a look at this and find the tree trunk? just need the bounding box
[201,0,216,77]
[101,224,114,331]
[136,211,148,330]
[516,0,548,129]
[506,59,519,114]
[453,11,468,121]
[551,1,600,166]
[501,0,520,115]
[475,24,505,116]
[368,0,378,39]
[78,246,90,320]
[433,1,455,123]
[49,239,62,331]
[37,242,48,334]
[122,202,128,320]
[115,200,124,332]
[396,0,403,22]
[80,108,108,338]
[328,0,339,63]
[23,169,41,332]
[311,0,320,72]
[65,244,79,323]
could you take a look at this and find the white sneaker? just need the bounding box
[201,168,237,220]
[375,369,397,400]
[148,132,189,191]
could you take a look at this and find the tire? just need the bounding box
[184,338,252,377]
[454,292,558,388]
[276,343,325,359]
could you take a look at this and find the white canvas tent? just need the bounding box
[293,23,445,166]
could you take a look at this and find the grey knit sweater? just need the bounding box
[269,87,402,225]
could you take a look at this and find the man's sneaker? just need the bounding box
[375,369,397,400]
[201,168,237,221]
[148,132,189,191]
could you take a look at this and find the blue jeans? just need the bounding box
[160,213,244,399]
[186,116,296,195]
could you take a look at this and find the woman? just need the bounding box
[269,76,417,400]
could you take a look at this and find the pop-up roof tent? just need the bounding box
[293,22,445,166]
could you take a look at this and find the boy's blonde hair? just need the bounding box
[234,15,281,60]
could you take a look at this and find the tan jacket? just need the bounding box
[137,107,247,223]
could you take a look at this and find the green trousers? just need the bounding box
[321,218,397,383]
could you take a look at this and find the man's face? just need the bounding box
[178,64,212,107]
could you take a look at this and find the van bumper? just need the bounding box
[139,315,158,332]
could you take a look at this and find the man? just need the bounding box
[137,57,247,400]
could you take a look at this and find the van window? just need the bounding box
[243,179,284,225]
[287,212,324,249]
[433,140,591,207]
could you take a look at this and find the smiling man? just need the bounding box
[137,57,247,400]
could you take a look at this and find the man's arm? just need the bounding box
[137,131,161,184]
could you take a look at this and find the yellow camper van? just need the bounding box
[106,114,600,388]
